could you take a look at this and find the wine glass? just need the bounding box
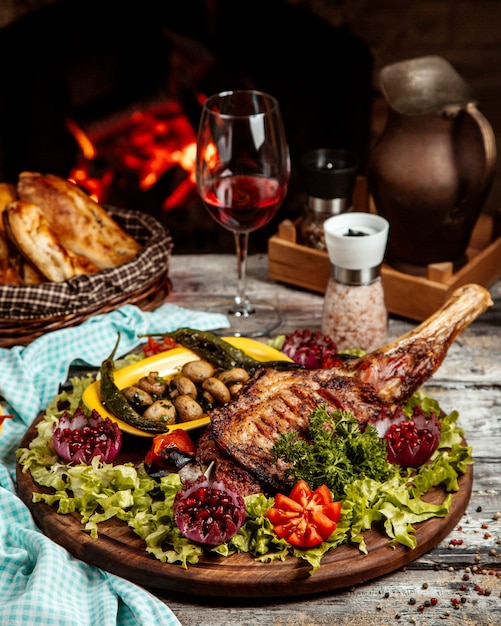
[195,90,290,337]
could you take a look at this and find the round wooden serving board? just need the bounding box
[16,415,473,599]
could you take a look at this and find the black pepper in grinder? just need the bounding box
[322,212,390,352]
[299,148,359,251]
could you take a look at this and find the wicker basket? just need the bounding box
[0,207,173,348]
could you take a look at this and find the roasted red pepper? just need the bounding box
[267,479,342,548]
[144,429,197,478]
[142,336,179,358]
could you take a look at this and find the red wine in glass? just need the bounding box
[202,175,285,232]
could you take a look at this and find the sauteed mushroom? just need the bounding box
[217,368,249,396]
[174,395,204,423]
[137,372,167,396]
[202,377,231,404]
[181,360,215,384]
[227,382,245,397]
[122,386,153,411]
[217,367,249,385]
[143,399,176,425]
[171,374,198,399]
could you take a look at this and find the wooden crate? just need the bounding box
[268,185,501,321]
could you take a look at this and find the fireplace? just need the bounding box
[0,0,373,253]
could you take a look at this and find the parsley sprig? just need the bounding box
[271,405,398,500]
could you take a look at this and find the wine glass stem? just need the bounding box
[233,231,254,316]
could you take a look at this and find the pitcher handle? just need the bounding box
[464,102,497,190]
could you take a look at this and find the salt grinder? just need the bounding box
[299,148,359,250]
[322,212,390,352]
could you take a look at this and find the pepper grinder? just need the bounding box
[299,148,359,251]
[322,212,390,352]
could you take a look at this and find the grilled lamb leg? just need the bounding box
[209,283,492,491]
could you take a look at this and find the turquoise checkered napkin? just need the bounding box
[0,484,182,626]
[0,303,229,626]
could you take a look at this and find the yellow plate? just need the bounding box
[83,336,290,438]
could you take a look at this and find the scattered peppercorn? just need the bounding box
[449,538,464,546]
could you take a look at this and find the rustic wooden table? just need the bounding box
[159,253,501,626]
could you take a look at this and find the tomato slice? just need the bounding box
[274,493,304,513]
[267,479,342,549]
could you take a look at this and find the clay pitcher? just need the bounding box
[368,56,497,275]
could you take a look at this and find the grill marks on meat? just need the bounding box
[208,284,493,492]
[206,370,315,490]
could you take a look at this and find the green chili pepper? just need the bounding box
[139,328,302,374]
[99,334,171,434]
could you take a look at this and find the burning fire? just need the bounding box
[68,100,198,210]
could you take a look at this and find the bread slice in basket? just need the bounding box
[17,172,142,270]
[0,182,23,285]
[4,201,101,282]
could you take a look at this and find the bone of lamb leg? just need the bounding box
[347,282,494,404]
